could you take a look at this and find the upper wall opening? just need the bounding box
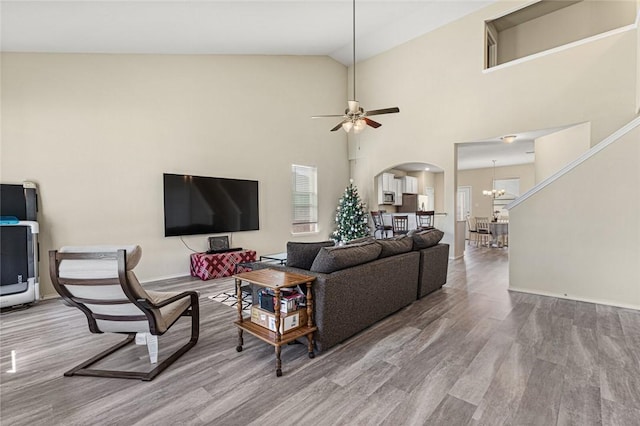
[485,0,637,68]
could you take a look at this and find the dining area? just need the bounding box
[467,216,509,248]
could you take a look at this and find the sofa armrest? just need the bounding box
[417,243,450,299]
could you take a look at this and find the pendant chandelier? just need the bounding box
[483,160,505,198]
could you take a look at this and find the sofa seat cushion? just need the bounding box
[310,241,382,273]
[286,240,335,270]
[377,235,413,258]
[410,229,445,250]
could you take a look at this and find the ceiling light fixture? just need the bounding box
[501,135,517,144]
[311,0,399,133]
[483,160,506,198]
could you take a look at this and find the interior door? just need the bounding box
[457,186,471,221]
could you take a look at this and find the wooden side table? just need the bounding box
[233,269,317,377]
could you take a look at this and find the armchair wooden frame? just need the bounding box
[49,249,199,381]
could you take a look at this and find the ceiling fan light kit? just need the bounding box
[312,0,399,133]
[353,118,367,133]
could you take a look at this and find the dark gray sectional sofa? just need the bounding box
[248,230,450,352]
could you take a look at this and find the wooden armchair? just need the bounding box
[49,245,199,381]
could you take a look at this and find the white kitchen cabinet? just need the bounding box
[402,176,418,194]
[377,172,395,205]
[381,173,395,191]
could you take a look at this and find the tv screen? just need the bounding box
[163,173,259,237]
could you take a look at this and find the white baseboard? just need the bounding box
[143,273,192,284]
[508,286,640,311]
[41,293,59,301]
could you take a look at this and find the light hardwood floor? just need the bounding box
[1,246,639,425]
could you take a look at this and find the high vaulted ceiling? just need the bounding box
[3,0,558,171]
[1,0,495,66]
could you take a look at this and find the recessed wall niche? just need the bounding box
[484,0,636,69]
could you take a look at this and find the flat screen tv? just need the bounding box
[163,173,259,237]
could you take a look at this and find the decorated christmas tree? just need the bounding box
[331,180,370,243]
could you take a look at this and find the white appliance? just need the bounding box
[381,191,395,205]
[417,195,430,211]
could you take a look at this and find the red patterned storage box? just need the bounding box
[190,250,257,280]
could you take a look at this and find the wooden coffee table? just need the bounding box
[233,268,317,377]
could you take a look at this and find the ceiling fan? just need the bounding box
[312,0,399,133]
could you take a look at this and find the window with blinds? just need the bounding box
[291,164,318,233]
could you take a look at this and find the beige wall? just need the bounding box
[637,0,640,113]
[509,123,640,309]
[498,1,636,63]
[1,53,349,298]
[348,0,637,255]
[457,164,535,219]
[434,172,445,214]
[535,123,591,182]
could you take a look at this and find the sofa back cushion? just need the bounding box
[286,240,335,270]
[345,236,376,245]
[310,241,382,273]
[410,229,445,250]
[376,235,413,258]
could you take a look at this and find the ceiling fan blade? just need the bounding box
[365,107,400,116]
[312,114,346,118]
[364,117,382,128]
[331,120,347,132]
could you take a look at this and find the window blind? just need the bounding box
[291,165,318,233]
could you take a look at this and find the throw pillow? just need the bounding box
[310,241,382,273]
[286,241,335,270]
[376,235,413,258]
[411,229,444,250]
